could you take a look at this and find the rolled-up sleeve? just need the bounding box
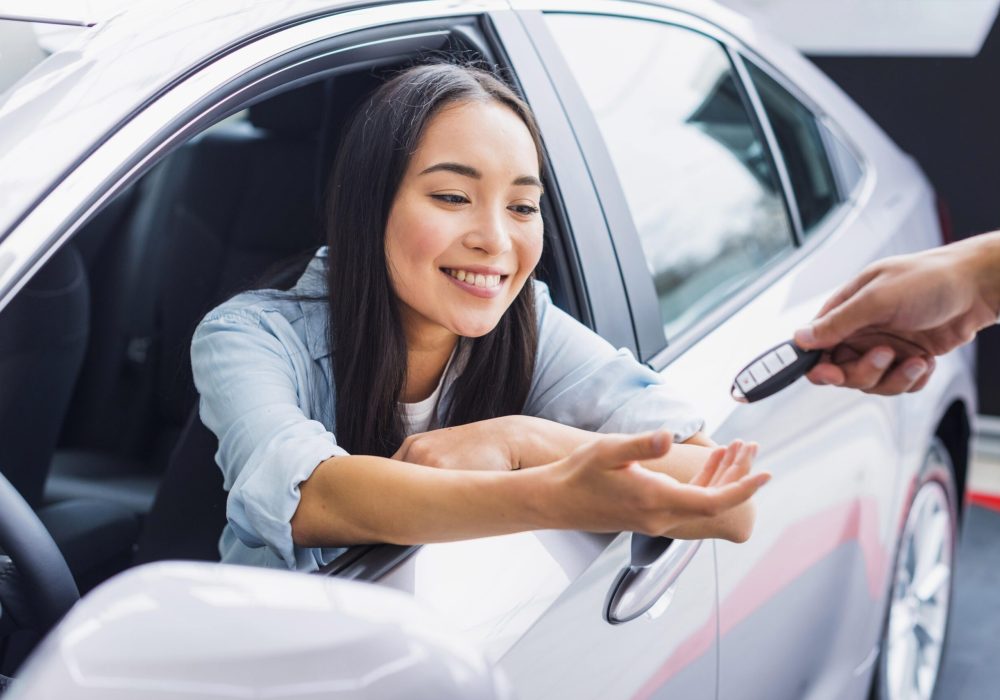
[525,281,704,441]
[191,307,346,570]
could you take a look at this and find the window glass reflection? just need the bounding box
[546,13,795,338]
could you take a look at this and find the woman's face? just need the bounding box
[385,99,544,344]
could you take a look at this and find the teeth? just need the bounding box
[445,269,504,288]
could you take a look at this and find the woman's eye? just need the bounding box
[510,203,540,216]
[431,193,469,205]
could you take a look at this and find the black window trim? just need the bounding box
[513,9,665,360]
[729,49,806,245]
[733,49,874,234]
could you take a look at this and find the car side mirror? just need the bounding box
[11,561,512,700]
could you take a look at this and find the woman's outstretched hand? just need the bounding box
[542,431,769,538]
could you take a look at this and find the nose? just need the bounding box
[463,203,512,256]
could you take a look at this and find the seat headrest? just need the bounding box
[248,81,327,134]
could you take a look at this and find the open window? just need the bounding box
[0,13,578,624]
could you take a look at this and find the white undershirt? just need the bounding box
[399,349,456,436]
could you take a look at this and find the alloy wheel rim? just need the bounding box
[885,478,953,700]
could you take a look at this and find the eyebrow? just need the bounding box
[419,162,544,192]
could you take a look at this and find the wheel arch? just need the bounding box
[934,399,971,520]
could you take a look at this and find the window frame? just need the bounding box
[1,4,599,583]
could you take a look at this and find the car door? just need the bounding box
[517,2,904,699]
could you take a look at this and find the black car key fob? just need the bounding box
[731,341,822,403]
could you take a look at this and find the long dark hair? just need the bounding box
[326,63,544,457]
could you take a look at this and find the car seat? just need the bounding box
[49,81,332,514]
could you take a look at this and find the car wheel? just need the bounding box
[873,437,958,700]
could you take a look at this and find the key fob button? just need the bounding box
[775,343,798,366]
[736,371,757,392]
[761,353,781,373]
[748,360,772,382]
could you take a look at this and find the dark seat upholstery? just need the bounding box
[0,245,140,589]
[0,245,88,508]
[50,81,331,514]
[133,409,226,564]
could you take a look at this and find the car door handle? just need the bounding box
[605,535,702,624]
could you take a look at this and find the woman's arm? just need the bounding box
[394,417,757,542]
[292,431,768,548]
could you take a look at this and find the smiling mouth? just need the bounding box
[441,268,508,290]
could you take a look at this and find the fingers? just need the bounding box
[690,447,726,487]
[817,267,878,319]
[713,441,757,486]
[795,276,884,351]
[804,345,932,395]
[865,357,931,395]
[805,362,847,386]
[906,358,936,393]
[666,471,771,518]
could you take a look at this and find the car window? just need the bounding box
[545,13,795,340]
[820,120,864,199]
[745,62,841,235]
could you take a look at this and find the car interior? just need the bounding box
[0,30,578,673]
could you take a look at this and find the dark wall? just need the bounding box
[809,20,1000,415]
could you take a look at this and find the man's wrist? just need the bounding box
[975,231,1000,320]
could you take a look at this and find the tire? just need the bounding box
[871,437,959,700]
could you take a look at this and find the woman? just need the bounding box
[191,63,770,571]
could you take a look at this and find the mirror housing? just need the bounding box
[11,561,512,700]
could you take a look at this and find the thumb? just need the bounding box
[590,430,673,469]
[795,292,876,350]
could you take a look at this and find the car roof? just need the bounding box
[0,0,755,241]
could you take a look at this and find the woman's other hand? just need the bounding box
[393,415,604,471]
[392,417,525,471]
[541,431,769,539]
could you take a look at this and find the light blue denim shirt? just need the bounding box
[191,248,704,571]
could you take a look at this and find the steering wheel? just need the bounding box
[0,472,78,635]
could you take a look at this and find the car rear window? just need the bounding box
[745,62,841,235]
[545,12,796,340]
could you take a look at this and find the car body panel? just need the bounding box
[0,1,978,698]
[511,3,976,699]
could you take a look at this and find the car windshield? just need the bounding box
[0,19,91,97]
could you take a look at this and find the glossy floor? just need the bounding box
[937,436,1000,698]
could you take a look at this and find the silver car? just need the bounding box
[0,2,976,699]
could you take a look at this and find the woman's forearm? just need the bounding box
[291,454,550,547]
[292,425,758,548]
